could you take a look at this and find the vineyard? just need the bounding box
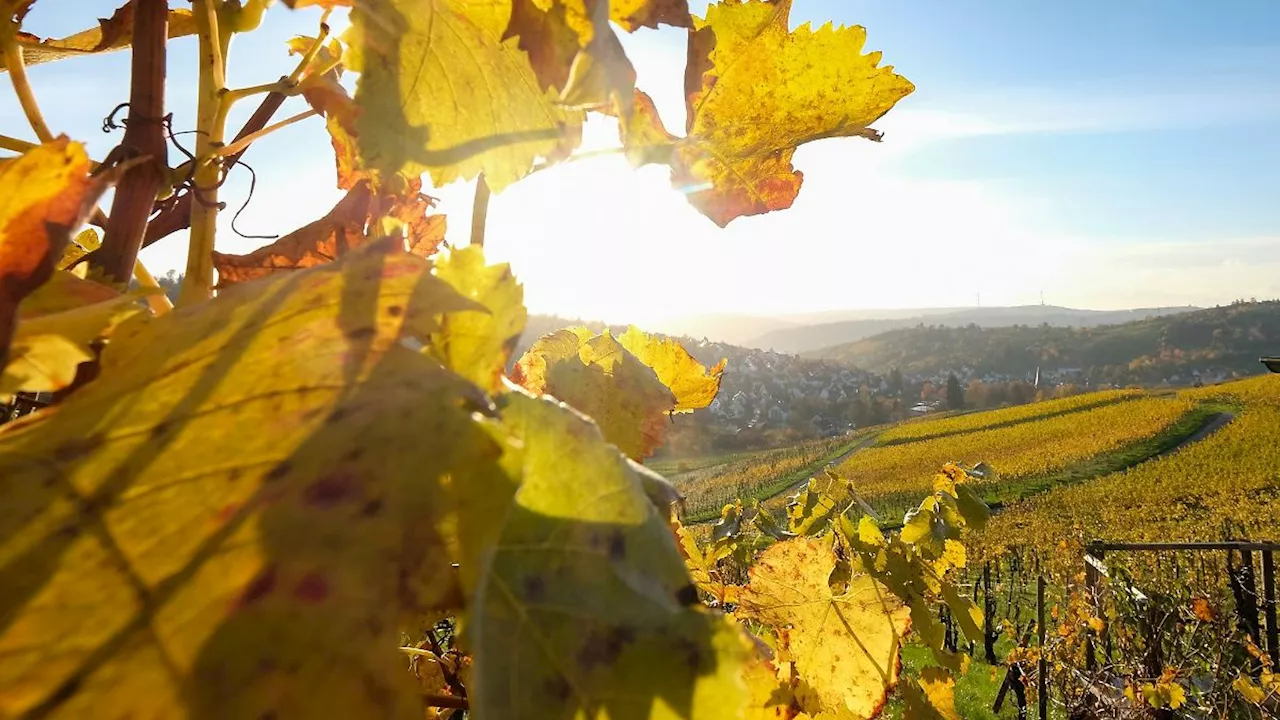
[811,394,1200,521]
[2,0,1276,718]
[984,375,1280,562]
[662,432,871,522]
[875,388,1143,446]
[647,378,1275,717]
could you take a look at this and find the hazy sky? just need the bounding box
[5,1,1279,325]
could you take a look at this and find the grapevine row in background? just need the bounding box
[875,388,1143,446]
[669,432,871,521]
[801,394,1197,522]
[985,375,1280,567]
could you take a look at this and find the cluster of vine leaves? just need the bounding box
[0,0,987,718]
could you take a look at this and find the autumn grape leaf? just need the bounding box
[211,181,446,287]
[286,35,367,190]
[743,652,803,720]
[617,325,725,411]
[621,0,914,226]
[428,245,527,392]
[0,241,512,718]
[901,668,961,720]
[735,536,908,718]
[512,329,675,459]
[58,228,100,271]
[509,326,593,391]
[0,138,108,373]
[348,0,582,191]
[470,390,750,719]
[1,272,147,396]
[0,1,198,71]
[503,0,636,110]
[611,0,692,31]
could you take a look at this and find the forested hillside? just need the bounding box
[754,304,1197,354]
[808,300,1280,385]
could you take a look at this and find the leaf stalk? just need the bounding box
[0,31,54,142]
[214,109,318,158]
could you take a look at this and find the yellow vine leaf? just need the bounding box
[58,228,101,271]
[617,325,726,412]
[0,242,511,718]
[348,0,582,191]
[211,181,446,287]
[1,272,147,396]
[611,0,692,31]
[0,138,100,372]
[470,391,750,719]
[622,0,914,226]
[744,652,803,720]
[0,1,198,71]
[509,326,593,392]
[736,537,909,718]
[511,328,676,459]
[429,245,528,393]
[900,668,960,720]
[504,0,636,111]
[1233,675,1266,705]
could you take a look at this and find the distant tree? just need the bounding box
[888,367,903,396]
[946,374,965,410]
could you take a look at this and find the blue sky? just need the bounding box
[4,1,1279,324]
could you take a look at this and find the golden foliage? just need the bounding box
[349,0,581,190]
[736,537,908,718]
[621,0,913,226]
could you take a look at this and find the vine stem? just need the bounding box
[214,109,317,158]
[93,0,169,285]
[0,133,38,154]
[180,0,231,307]
[470,173,491,248]
[0,34,54,142]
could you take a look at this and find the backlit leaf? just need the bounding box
[1,273,146,396]
[471,390,750,719]
[349,0,581,191]
[611,0,692,31]
[504,0,636,110]
[0,242,501,718]
[0,138,100,372]
[429,245,527,392]
[736,536,908,717]
[211,181,446,287]
[511,328,678,460]
[0,1,198,71]
[622,0,913,226]
[58,228,100,271]
[618,325,725,412]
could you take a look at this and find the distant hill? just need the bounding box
[644,313,802,347]
[752,305,1200,354]
[805,301,1280,384]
